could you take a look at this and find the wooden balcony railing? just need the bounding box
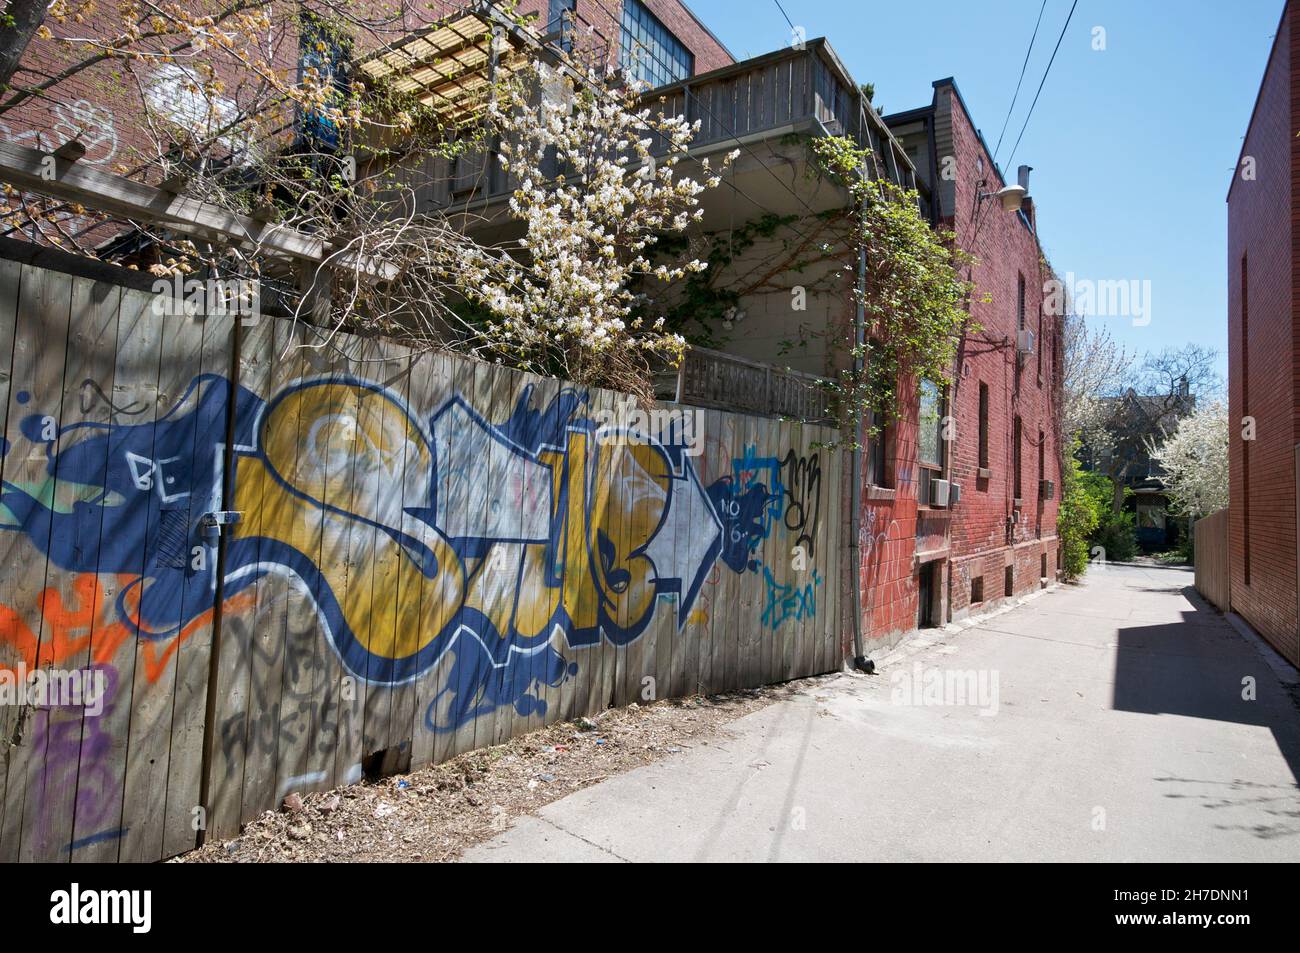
[394,38,918,212]
[660,346,835,424]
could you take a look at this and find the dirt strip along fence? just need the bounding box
[0,260,843,861]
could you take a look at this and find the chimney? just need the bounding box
[1017,165,1033,191]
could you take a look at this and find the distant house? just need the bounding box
[1082,381,1196,550]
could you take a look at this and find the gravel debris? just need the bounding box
[179,677,831,863]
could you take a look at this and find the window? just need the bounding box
[1037,310,1044,380]
[918,379,945,469]
[548,0,576,52]
[1017,273,1026,330]
[867,337,891,487]
[620,0,693,89]
[1038,429,1045,496]
[1005,565,1014,597]
[1013,415,1023,501]
[977,382,989,471]
[298,13,351,150]
[971,576,984,605]
[868,409,890,487]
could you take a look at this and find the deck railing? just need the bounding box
[395,39,917,211]
[661,346,835,424]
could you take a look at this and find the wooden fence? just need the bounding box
[0,260,843,861]
[1193,508,1230,612]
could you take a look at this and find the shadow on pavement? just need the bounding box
[1111,587,1300,790]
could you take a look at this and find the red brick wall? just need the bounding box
[858,383,922,643]
[0,1,731,181]
[1226,0,1300,666]
[937,81,1061,620]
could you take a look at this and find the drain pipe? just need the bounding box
[848,177,874,675]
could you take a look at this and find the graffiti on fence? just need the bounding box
[2,373,824,732]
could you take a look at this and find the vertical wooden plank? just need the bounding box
[580,383,619,719]
[378,339,422,770]
[487,364,528,748]
[467,353,512,754]
[755,416,780,691]
[117,285,210,863]
[730,411,757,692]
[160,301,235,858]
[541,376,592,729]
[21,277,120,863]
[788,417,813,683]
[602,383,635,713]
[435,352,486,762]
[406,349,456,771]
[610,392,649,711]
[1,266,74,864]
[0,258,20,847]
[332,332,384,787]
[822,433,842,674]
[204,307,274,838]
[681,404,718,698]
[264,330,339,808]
[525,371,570,737]
[426,352,471,767]
[355,338,408,768]
[58,287,156,863]
[236,316,304,824]
[771,418,793,684]
[305,330,371,791]
[705,408,738,696]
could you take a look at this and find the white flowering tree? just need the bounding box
[2,2,731,398]
[1149,400,1229,517]
[469,62,733,395]
[1061,310,1131,454]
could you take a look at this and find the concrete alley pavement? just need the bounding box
[462,564,1300,862]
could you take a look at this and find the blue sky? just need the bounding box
[686,0,1281,380]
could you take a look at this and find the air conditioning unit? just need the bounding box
[1016,328,1035,356]
[930,478,952,508]
[949,481,962,506]
[1040,479,1055,500]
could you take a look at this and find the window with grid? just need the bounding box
[620,0,693,89]
[548,0,576,52]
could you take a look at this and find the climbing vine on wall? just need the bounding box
[809,135,975,443]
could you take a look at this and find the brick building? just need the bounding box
[874,79,1061,642]
[0,0,731,189]
[1225,0,1300,667]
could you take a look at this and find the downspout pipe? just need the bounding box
[849,165,874,675]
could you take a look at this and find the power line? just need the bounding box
[773,0,796,31]
[992,0,1048,164]
[1005,0,1079,171]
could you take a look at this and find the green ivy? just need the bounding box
[807,135,975,444]
[1058,438,1103,580]
[638,212,799,349]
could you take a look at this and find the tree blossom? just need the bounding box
[1149,401,1229,517]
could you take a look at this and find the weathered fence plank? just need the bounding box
[5,265,74,863]
[29,278,120,863]
[1193,508,1230,612]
